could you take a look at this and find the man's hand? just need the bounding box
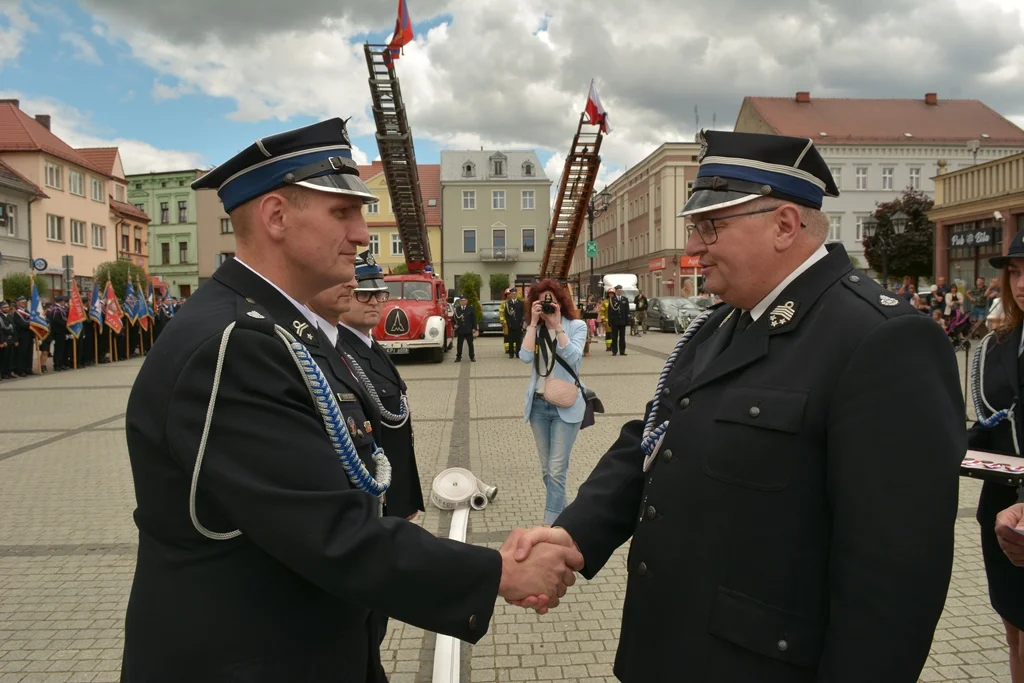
[499,526,583,614]
[497,527,583,615]
[995,503,1024,566]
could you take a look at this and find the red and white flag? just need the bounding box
[585,79,612,134]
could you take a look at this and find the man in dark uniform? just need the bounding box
[12,296,34,376]
[502,286,525,358]
[121,118,582,683]
[510,130,965,682]
[607,285,629,356]
[0,300,13,379]
[49,296,67,370]
[452,295,477,362]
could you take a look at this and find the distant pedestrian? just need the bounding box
[453,295,477,362]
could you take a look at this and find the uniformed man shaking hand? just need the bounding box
[121,118,582,683]
[510,130,965,683]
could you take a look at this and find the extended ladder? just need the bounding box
[363,43,431,272]
[539,112,603,280]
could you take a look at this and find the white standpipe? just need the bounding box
[431,505,470,683]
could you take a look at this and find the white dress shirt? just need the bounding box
[749,244,829,322]
[233,257,320,328]
[339,321,374,349]
[311,312,340,347]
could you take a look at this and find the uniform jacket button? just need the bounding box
[748,406,760,417]
[661,387,671,397]
[646,505,656,519]
[848,275,860,283]
[777,639,788,652]
[679,397,690,409]
[661,449,673,462]
[468,614,478,630]
[637,561,648,576]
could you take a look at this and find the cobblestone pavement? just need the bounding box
[0,330,1006,682]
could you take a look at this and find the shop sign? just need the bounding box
[950,227,995,248]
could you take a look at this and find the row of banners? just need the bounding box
[27,275,157,341]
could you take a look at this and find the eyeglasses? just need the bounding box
[685,205,805,246]
[353,290,389,303]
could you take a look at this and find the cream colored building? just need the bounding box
[196,181,236,289]
[568,142,702,299]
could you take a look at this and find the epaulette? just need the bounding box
[234,297,275,335]
[838,270,913,319]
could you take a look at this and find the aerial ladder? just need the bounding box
[539,112,604,281]
[363,43,431,273]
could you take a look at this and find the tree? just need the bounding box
[848,254,864,270]
[459,272,484,320]
[1,272,48,302]
[94,260,149,299]
[862,187,935,281]
[390,263,409,275]
[489,273,509,300]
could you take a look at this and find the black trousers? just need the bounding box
[611,324,627,354]
[505,329,522,356]
[456,333,475,359]
[0,344,11,377]
[53,333,68,369]
[16,336,33,373]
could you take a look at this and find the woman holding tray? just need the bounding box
[970,223,1024,681]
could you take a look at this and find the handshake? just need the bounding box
[496,526,583,614]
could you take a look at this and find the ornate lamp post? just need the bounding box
[586,187,612,298]
[862,210,909,289]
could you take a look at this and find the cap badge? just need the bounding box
[246,311,265,319]
[879,294,900,307]
[769,300,797,328]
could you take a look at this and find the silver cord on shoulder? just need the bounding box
[341,351,410,428]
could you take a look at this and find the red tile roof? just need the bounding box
[739,94,1024,146]
[0,101,114,177]
[111,198,150,223]
[0,158,47,197]
[76,147,120,176]
[358,162,442,226]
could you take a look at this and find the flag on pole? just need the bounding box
[383,0,414,65]
[89,280,104,325]
[585,79,612,134]
[67,280,87,339]
[103,280,124,334]
[125,279,138,324]
[137,277,149,331]
[146,281,156,320]
[28,281,49,340]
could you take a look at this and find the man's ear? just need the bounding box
[773,204,803,251]
[257,192,291,242]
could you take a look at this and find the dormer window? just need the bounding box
[522,161,534,177]
[489,152,507,177]
[462,161,475,178]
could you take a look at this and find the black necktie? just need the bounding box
[725,310,752,350]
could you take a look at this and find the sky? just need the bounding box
[1,0,1023,193]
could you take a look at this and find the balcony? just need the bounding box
[934,152,1024,208]
[479,247,519,262]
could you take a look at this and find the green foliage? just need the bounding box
[1,272,48,302]
[459,272,484,320]
[390,263,409,275]
[94,261,149,299]
[489,273,510,300]
[848,254,864,270]
[862,187,935,280]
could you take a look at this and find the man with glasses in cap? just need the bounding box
[122,118,582,683]
[510,130,965,682]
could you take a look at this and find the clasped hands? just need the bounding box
[995,503,1024,566]
[496,526,582,614]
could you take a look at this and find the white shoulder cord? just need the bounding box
[971,331,1020,455]
[189,321,393,541]
[341,351,411,429]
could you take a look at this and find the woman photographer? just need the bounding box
[518,279,589,525]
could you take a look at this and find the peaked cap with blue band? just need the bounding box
[192,118,378,213]
[353,251,388,291]
[679,130,839,217]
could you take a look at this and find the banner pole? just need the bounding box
[72,337,77,370]
[94,322,99,365]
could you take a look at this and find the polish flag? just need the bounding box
[585,79,612,134]
[384,0,414,65]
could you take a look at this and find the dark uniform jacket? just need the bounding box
[453,305,477,335]
[337,325,425,519]
[504,298,525,332]
[122,258,501,683]
[556,244,965,683]
[607,295,630,326]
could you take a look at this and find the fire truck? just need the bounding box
[362,44,453,363]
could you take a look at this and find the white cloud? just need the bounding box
[0,1,37,65]
[0,90,208,174]
[60,31,102,65]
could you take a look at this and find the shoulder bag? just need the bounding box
[549,333,605,429]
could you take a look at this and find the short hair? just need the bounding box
[749,197,828,243]
[229,185,310,243]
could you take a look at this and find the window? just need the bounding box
[134,237,142,253]
[829,167,841,189]
[522,228,535,253]
[91,223,105,248]
[881,167,894,191]
[462,162,475,177]
[493,228,506,249]
[161,181,167,188]
[0,203,15,237]
[521,190,535,210]
[462,190,475,210]
[390,233,403,255]
[855,167,868,190]
[46,214,64,241]
[909,167,921,190]
[70,219,86,245]
[220,218,234,234]
[134,203,145,212]
[368,234,380,256]
[492,159,505,176]
[45,161,63,190]
[91,177,104,202]
[828,215,842,242]
[178,200,187,223]
[522,161,534,177]
[121,233,130,251]
[492,190,505,210]
[366,202,379,215]
[161,243,170,264]
[216,252,235,266]
[134,182,142,190]
[115,185,125,202]
[855,215,866,242]
[463,229,477,253]
[178,241,189,263]
[160,202,169,223]
[69,170,85,196]
[686,181,694,201]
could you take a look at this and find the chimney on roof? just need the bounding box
[795,91,811,103]
[0,99,19,108]
[925,93,938,106]
[34,114,51,130]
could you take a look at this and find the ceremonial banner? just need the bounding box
[125,279,139,324]
[585,79,612,134]
[384,0,414,65]
[103,280,124,334]
[89,282,104,324]
[28,281,49,340]
[67,280,87,338]
[136,277,149,331]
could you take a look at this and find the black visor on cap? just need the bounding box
[295,173,377,204]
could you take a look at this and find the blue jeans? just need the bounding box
[529,396,582,525]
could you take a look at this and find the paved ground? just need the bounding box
[0,328,1009,682]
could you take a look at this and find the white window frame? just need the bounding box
[177,200,188,223]
[522,161,534,177]
[47,214,64,241]
[220,218,234,234]
[521,228,536,253]
[855,167,868,191]
[463,228,477,253]
[115,185,125,202]
[521,190,535,210]
[2,203,15,237]
[45,161,63,190]
[855,215,866,242]
[492,190,505,210]
[70,219,86,245]
[492,227,506,250]
[390,233,403,256]
[366,202,379,215]
[828,215,842,242]
[829,167,841,190]
[909,167,921,190]
[91,223,105,249]
[69,170,85,196]
[91,177,105,202]
[368,234,380,256]
[492,159,505,176]
[881,167,894,191]
[462,190,475,210]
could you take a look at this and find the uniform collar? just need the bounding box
[232,256,319,329]
[339,321,373,348]
[749,244,829,322]
[311,311,340,347]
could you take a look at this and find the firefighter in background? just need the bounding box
[600,287,614,351]
[500,286,526,358]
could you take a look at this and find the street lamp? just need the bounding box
[862,211,909,289]
[587,187,612,299]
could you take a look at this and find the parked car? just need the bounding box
[647,297,702,332]
[479,301,504,336]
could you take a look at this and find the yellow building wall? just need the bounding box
[362,172,443,279]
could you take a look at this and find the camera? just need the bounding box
[541,293,556,315]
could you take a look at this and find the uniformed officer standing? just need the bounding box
[0,300,13,379]
[121,118,581,683]
[500,286,526,358]
[607,285,629,356]
[11,296,33,376]
[511,130,965,682]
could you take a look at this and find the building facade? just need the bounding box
[0,99,123,298]
[78,148,150,278]
[440,150,550,298]
[927,152,1024,287]
[0,160,46,294]
[567,142,703,299]
[734,92,1024,268]
[196,181,235,289]
[127,170,202,298]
